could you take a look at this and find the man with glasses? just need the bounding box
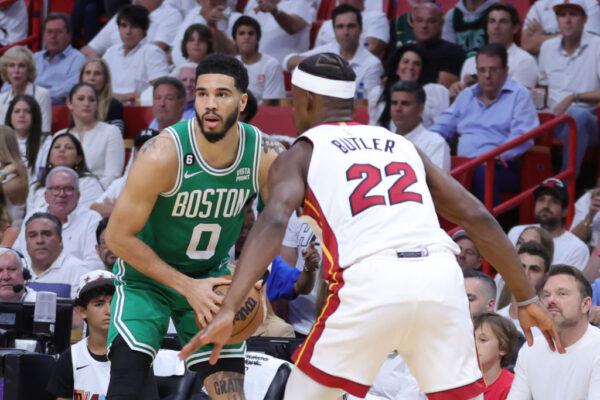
[13,167,102,272]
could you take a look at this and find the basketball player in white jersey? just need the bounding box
[180,53,563,400]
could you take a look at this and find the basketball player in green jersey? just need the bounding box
[104,54,285,400]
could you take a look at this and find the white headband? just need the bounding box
[291,67,356,99]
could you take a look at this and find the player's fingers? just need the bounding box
[549,325,565,354]
[209,291,224,305]
[179,332,208,360]
[542,330,556,353]
[523,326,534,347]
[209,277,232,287]
[209,343,224,365]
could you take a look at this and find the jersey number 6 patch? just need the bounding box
[346,162,423,216]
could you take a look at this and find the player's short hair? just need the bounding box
[153,76,185,100]
[232,16,262,41]
[473,313,518,367]
[485,3,520,27]
[25,212,63,237]
[390,80,426,105]
[547,264,593,300]
[477,42,508,68]
[463,270,497,300]
[44,12,71,34]
[517,240,552,273]
[332,4,362,28]
[196,54,249,93]
[297,53,356,83]
[117,5,150,33]
[96,217,109,245]
[181,24,213,59]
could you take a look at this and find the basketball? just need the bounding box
[195,276,264,344]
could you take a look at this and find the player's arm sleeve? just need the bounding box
[46,348,74,399]
[506,347,532,400]
[266,255,302,301]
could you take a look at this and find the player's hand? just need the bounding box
[517,301,565,354]
[588,188,600,218]
[185,276,231,329]
[179,308,235,363]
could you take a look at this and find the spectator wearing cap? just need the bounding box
[430,43,538,205]
[102,5,169,105]
[453,229,482,272]
[20,212,87,299]
[32,13,86,105]
[507,265,600,400]
[0,247,36,302]
[521,0,600,55]
[538,0,600,178]
[148,77,186,132]
[91,129,160,218]
[14,167,102,272]
[507,178,590,271]
[463,269,496,317]
[94,217,117,271]
[233,16,285,106]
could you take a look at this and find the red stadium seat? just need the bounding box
[51,105,70,133]
[311,20,324,48]
[0,0,43,55]
[123,106,154,139]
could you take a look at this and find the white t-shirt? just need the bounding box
[0,83,52,132]
[54,123,125,188]
[507,224,590,270]
[170,6,240,67]
[27,175,104,212]
[571,190,600,246]
[14,207,103,273]
[17,134,51,185]
[460,43,539,89]
[538,32,600,111]
[401,123,451,172]
[103,39,169,95]
[507,324,600,400]
[0,0,28,46]
[237,54,285,104]
[94,174,127,204]
[244,0,316,63]
[87,2,182,55]
[71,338,110,398]
[27,251,87,298]
[314,10,390,49]
[524,0,600,36]
[281,212,322,335]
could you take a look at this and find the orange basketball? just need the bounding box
[195,276,264,344]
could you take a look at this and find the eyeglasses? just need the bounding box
[47,186,76,195]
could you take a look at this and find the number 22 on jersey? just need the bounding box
[346,162,423,216]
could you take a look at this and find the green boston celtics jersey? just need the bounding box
[126,119,262,279]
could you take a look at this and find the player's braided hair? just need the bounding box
[195,53,249,93]
[297,53,356,83]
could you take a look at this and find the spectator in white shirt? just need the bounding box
[0,0,28,47]
[507,265,600,400]
[538,0,600,178]
[388,80,450,171]
[285,4,383,103]
[507,178,590,271]
[0,247,36,302]
[571,186,600,246]
[314,0,389,59]
[0,46,52,133]
[23,211,87,298]
[170,0,238,66]
[102,5,169,105]
[244,0,315,63]
[233,16,285,106]
[82,0,181,57]
[451,3,539,98]
[53,83,124,189]
[16,167,102,272]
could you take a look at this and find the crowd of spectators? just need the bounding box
[1,0,600,398]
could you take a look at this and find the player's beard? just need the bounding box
[196,107,239,143]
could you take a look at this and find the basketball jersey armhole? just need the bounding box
[160,127,183,197]
[251,124,262,195]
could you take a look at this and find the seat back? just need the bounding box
[26,282,71,298]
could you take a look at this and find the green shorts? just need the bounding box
[108,258,246,369]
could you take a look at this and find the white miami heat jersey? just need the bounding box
[297,122,458,268]
[71,337,110,399]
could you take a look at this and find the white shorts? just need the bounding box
[292,249,483,397]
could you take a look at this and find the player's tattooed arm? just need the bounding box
[261,135,286,155]
[204,371,244,399]
[139,134,172,154]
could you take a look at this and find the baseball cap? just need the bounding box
[452,229,470,242]
[76,270,115,302]
[533,178,569,207]
[553,0,587,15]
[134,128,160,148]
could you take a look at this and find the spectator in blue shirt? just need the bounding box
[430,43,538,203]
[34,13,86,105]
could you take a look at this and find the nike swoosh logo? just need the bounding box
[76,365,90,370]
[184,170,203,179]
